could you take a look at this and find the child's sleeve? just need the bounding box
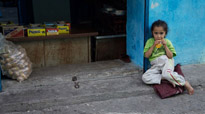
[167,40,177,57]
[143,39,152,55]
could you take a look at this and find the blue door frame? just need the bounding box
[143,0,150,72]
[0,9,2,17]
[0,67,2,92]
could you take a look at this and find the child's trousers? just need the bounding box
[142,55,185,86]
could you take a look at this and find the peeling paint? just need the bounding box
[201,50,205,63]
[149,0,205,65]
[127,0,145,68]
[151,2,159,9]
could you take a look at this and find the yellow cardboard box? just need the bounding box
[27,28,46,37]
[46,28,59,36]
[57,25,69,34]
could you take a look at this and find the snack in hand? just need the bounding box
[156,43,162,48]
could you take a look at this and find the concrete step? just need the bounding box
[1,60,205,114]
[2,88,205,114]
[1,60,150,113]
[2,60,142,93]
[1,75,153,113]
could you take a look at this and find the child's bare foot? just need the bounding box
[185,81,194,95]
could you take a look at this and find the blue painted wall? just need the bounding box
[148,0,205,65]
[127,0,145,68]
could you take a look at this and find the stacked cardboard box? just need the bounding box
[0,21,71,38]
[27,28,46,37]
[0,26,24,38]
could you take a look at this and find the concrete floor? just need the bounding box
[0,60,205,114]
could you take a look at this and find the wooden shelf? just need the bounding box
[6,32,98,42]
[6,28,98,67]
[6,27,98,42]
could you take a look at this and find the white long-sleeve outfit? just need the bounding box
[142,55,185,86]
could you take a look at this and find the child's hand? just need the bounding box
[162,39,167,46]
[154,40,161,46]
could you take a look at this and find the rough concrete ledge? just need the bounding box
[0,60,205,114]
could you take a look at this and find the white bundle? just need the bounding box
[0,34,32,82]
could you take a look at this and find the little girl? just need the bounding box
[142,20,194,95]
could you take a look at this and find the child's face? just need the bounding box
[152,26,166,41]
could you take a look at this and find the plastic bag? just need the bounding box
[0,33,32,82]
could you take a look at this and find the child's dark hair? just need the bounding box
[151,20,168,35]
